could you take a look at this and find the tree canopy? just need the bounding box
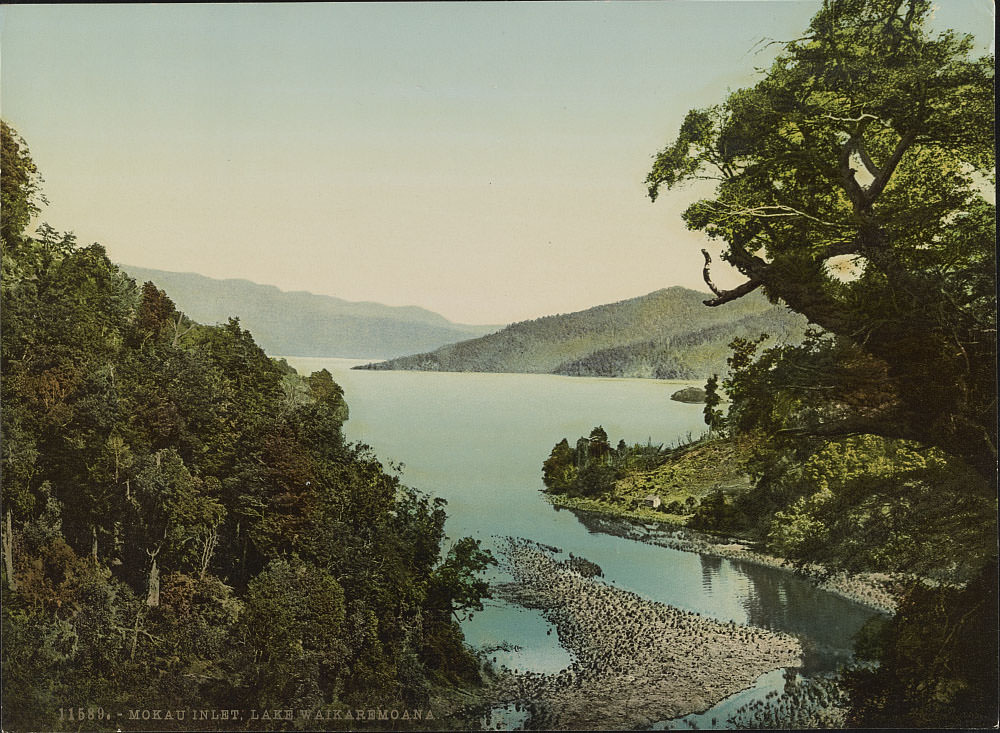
[647,0,995,477]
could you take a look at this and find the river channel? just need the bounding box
[284,357,878,729]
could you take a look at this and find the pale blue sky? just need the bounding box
[1,2,993,323]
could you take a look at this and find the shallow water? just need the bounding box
[284,357,877,728]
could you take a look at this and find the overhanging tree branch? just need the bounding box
[701,249,764,305]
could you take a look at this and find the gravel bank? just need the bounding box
[484,538,803,730]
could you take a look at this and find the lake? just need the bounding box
[283,357,877,729]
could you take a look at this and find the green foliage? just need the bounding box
[703,374,724,433]
[843,559,998,728]
[587,426,611,463]
[644,3,997,723]
[427,538,494,621]
[646,0,996,476]
[542,439,578,493]
[541,427,674,498]
[575,462,619,498]
[720,330,996,580]
[764,436,995,576]
[688,489,742,533]
[236,558,347,709]
[0,122,491,730]
[1,121,45,253]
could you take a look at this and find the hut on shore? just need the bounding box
[643,494,662,509]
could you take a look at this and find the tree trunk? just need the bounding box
[91,525,98,565]
[146,555,160,607]
[3,509,16,591]
[130,610,142,661]
[199,528,218,580]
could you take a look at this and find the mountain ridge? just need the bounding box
[121,265,501,359]
[358,287,809,379]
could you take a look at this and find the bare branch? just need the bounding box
[171,313,196,348]
[701,249,723,298]
[704,280,764,306]
[711,203,847,228]
[823,113,883,125]
[199,527,219,580]
[701,249,764,306]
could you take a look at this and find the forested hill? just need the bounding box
[2,122,492,729]
[122,266,500,359]
[360,287,808,379]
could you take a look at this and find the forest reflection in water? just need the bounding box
[564,507,876,676]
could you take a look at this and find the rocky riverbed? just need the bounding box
[477,538,803,730]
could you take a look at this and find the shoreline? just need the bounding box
[548,495,900,615]
[478,538,803,730]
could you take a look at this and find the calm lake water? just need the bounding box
[284,357,877,729]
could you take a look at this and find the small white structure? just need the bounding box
[643,494,662,509]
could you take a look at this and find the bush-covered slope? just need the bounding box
[361,287,806,379]
[1,122,491,730]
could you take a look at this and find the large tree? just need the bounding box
[646,0,995,476]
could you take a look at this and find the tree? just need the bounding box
[647,0,995,477]
[426,537,493,622]
[542,438,577,493]
[124,450,225,601]
[703,374,724,434]
[236,558,346,709]
[131,281,179,347]
[588,426,611,464]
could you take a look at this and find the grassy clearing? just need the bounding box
[546,436,754,525]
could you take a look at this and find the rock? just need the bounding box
[670,386,707,403]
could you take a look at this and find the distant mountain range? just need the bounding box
[357,287,809,379]
[121,266,499,359]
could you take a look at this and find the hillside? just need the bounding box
[2,124,492,730]
[360,287,808,379]
[122,266,499,359]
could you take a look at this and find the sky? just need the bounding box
[1,2,994,325]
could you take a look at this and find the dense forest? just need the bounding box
[1,122,493,731]
[360,287,806,379]
[122,266,497,360]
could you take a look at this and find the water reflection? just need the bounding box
[700,554,722,592]
[565,507,878,676]
[462,599,573,675]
